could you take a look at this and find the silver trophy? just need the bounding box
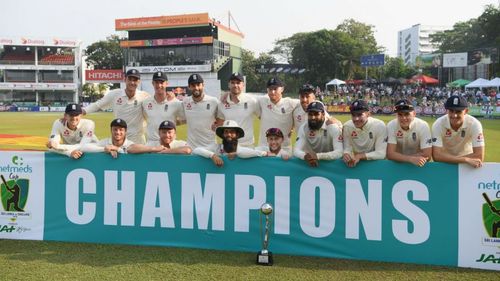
[256,203,273,265]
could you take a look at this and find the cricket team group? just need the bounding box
[46,69,485,168]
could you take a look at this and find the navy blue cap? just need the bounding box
[349,100,370,113]
[267,77,284,87]
[299,84,315,94]
[110,118,127,128]
[265,127,284,138]
[159,120,176,130]
[445,95,468,110]
[65,103,82,116]
[307,101,325,113]
[126,69,141,79]
[229,72,244,81]
[394,99,414,112]
[188,74,204,84]
[153,71,168,82]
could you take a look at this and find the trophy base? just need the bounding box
[256,251,273,266]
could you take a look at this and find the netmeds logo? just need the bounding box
[0,155,33,174]
[477,180,500,191]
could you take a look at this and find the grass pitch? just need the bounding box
[0,111,499,280]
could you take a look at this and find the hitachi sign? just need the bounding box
[85,70,124,81]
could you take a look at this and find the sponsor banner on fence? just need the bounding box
[126,65,211,74]
[44,153,457,266]
[458,163,500,270]
[0,152,44,240]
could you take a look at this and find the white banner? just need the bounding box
[0,152,45,240]
[458,163,500,270]
[443,53,468,68]
[126,64,211,74]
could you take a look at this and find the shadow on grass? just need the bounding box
[2,240,495,275]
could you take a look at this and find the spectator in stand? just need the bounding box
[83,69,150,144]
[142,71,184,142]
[217,72,259,147]
[386,100,432,167]
[342,99,387,168]
[432,95,485,168]
[47,103,98,159]
[293,101,343,167]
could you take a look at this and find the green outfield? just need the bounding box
[0,111,499,280]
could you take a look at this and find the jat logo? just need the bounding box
[0,174,29,212]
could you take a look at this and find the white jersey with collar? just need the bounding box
[181,94,218,149]
[387,117,432,155]
[142,96,184,142]
[255,146,291,158]
[81,138,135,154]
[216,93,259,147]
[48,118,97,156]
[294,122,343,160]
[146,139,188,149]
[431,114,484,156]
[257,96,299,150]
[343,116,387,160]
[293,104,333,133]
[84,88,150,144]
[193,143,264,159]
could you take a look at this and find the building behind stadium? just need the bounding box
[0,37,82,111]
[115,12,244,97]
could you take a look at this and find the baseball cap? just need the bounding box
[349,99,370,113]
[216,120,244,139]
[307,101,325,113]
[445,95,468,110]
[299,84,315,95]
[153,71,168,82]
[188,74,204,84]
[110,118,127,128]
[65,103,82,116]
[394,99,414,113]
[126,69,141,79]
[229,72,244,81]
[265,127,284,138]
[158,120,176,130]
[267,77,284,87]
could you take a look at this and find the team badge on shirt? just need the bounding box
[116,98,123,105]
[147,103,153,110]
[477,133,484,142]
[445,129,452,137]
[63,130,70,136]
[297,115,302,122]
[267,104,272,110]
[186,103,192,110]
[87,131,93,137]
[308,131,316,137]
[396,130,404,138]
[225,103,231,109]
[351,131,358,138]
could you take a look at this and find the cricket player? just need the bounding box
[145,120,192,154]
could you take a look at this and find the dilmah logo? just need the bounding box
[0,174,29,212]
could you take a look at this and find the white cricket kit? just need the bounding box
[84,88,150,144]
[387,117,432,155]
[146,139,188,149]
[257,96,299,150]
[48,118,97,157]
[343,117,387,160]
[193,144,264,159]
[180,95,218,149]
[81,138,135,154]
[294,122,343,160]
[432,114,484,156]
[217,93,259,147]
[255,146,290,158]
[293,104,334,132]
[142,96,184,142]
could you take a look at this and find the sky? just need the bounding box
[2,0,498,57]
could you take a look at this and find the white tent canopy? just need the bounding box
[465,78,490,89]
[485,77,500,89]
[326,78,346,86]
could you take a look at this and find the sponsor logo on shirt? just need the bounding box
[477,133,484,142]
[445,129,452,137]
